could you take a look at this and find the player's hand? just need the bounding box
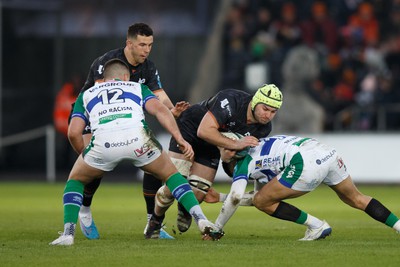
[177,139,194,160]
[204,187,220,203]
[171,101,190,118]
[234,136,259,150]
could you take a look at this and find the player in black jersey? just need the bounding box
[144,84,284,238]
[77,23,188,240]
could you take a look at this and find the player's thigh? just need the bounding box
[190,162,217,183]
[168,151,192,177]
[255,178,306,206]
[69,155,104,183]
[141,151,178,182]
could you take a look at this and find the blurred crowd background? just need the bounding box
[1,0,399,174]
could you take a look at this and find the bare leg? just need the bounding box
[331,176,400,231]
[253,178,331,241]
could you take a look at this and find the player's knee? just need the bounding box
[155,185,175,208]
[253,192,272,213]
[188,175,212,195]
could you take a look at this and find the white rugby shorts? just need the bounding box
[278,141,349,191]
[82,128,162,171]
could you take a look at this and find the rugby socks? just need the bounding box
[365,198,400,230]
[143,172,162,215]
[63,179,84,236]
[166,173,207,224]
[82,178,101,206]
[271,201,323,228]
[271,202,302,222]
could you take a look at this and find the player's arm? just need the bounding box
[205,187,255,206]
[68,117,86,154]
[145,97,194,160]
[214,178,248,230]
[68,93,89,154]
[214,158,251,230]
[197,112,259,150]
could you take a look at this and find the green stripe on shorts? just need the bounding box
[279,152,304,188]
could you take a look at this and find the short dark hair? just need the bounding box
[103,58,129,79]
[127,23,153,39]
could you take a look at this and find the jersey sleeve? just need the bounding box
[71,92,89,124]
[206,91,239,127]
[144,62,163,91]
[232,155,253,182]
[141,84,158,111]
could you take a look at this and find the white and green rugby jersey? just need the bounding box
[233,135,314,183]
[71,80,156,132]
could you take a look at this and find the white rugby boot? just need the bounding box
[299,220,332,241]
[49,232,74,246]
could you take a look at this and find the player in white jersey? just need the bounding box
[50,59,223,246]
[205,135,400,241]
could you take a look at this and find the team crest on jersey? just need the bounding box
[138,78,146,84]
[220,98,232,116]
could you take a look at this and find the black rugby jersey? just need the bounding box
[81,47,162,92]
[199,89,272,138]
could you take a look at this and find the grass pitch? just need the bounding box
[1,181,399,267]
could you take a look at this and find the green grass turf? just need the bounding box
[1,181,400,267]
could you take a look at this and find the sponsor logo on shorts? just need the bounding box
[134,143,151,157]
[316,149,336,165]
[104,138,138,148]
[147,150,156,158]
[337,157,346,170]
